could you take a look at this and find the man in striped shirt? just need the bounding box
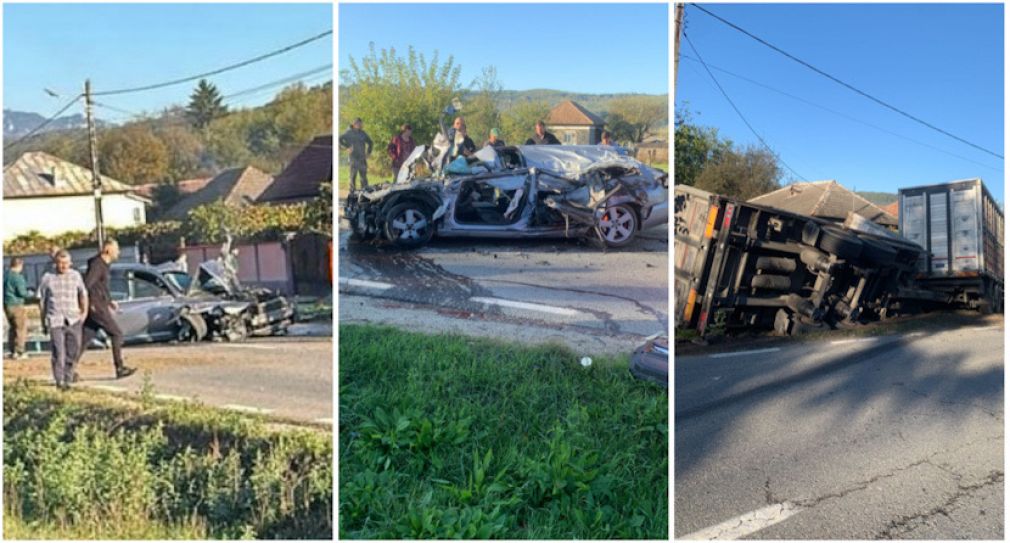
[37,250,88,390]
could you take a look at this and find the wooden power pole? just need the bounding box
[84,79,105,248]
[674,3,685,92]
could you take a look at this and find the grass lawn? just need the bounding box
[339,324,668,539]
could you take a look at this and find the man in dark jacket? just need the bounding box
[387,123,416,179]
[525,121,561,145]
[4,257,31,360]
[486,128,506,148]
[78,239,135,379]
[339,118,374,190]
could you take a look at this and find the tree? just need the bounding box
[674,108,732,187]
[186,79,228,130]
[154,123,207,181]
[606,95,668,143]
[500,100,551,147]
[694,145,781,200]
[464,66,503,145]
[99,124,170,185]
[340,43,462,176]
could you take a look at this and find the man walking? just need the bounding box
[339,118,374,191]
[4,257,31,360]
[37,250,88,390]
[387,123,416,180]
[525,121,561,145]
[79,239,135,379]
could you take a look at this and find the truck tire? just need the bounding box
[857,236,897,266]
[384,201,434,248]
[817,225,863,260]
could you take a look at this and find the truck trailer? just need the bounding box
[675,185,926,337]
[899,178,1004,313]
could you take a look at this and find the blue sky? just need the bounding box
[338,3,668,94]
[4,3,332,121]
[676,3,1004,202]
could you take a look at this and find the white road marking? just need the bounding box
[469,296,580,317]
[222,404,274,415]
[904,332,925,338]
[680,502,803,540]
[829,337,879,345]
[86,384,128,393]
[708,347,781,359]
[338,277,395,290]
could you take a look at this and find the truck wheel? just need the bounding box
[596,204,639,248]
[857,236,897,266]
[384,202,434,248]
[818,225,863,260]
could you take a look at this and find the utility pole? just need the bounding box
[84,79,105,248]
[674,3,685,92]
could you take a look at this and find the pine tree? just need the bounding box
[186,79,227,130]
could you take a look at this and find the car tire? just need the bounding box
[176,313,207,343]
[817,225,863,260]
[384,201,434,248]
[596,204,639,248]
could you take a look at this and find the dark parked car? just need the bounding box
[97,261,294,344]
[344,103,668,248]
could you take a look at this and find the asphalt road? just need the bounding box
[7,336,333,424]
[337,224,668,353]
[675,321,1003,539]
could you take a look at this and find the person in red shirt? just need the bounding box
[387,123,416,180]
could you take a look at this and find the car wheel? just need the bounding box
[176,313,207,343]
[384,202,434,248]
[224,317,249,342]
[596,204,639,248]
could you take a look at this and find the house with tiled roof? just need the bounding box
[161,166,273,220]
[2,152,148,240]
[749,180,898,227]
[258,134,332,204]
[545,100,605,145]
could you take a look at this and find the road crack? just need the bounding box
[872,470,1003,539]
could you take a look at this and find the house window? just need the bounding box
[564,132,575,144]
[133,208,142,224]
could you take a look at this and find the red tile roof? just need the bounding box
[258,134,332,203]
[546,100,605,126]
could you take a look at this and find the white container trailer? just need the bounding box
[899,178,1003,312]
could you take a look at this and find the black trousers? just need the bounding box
[80,307,125,371]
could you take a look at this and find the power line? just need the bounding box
[92,30,332,97]
[688,3,1003,160]
[683,31,807,181]
[3,95,83,151]
[679,54,1002,173]
[224,64,332,101]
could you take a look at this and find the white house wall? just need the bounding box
[2,194,146,240]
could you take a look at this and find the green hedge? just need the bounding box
[4,381,332,539]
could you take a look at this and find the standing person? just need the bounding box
[524,121,561,145]
[387,123,416,179]
[79,239,136,379]
[600,130,618,147]
[339,118,374,191]
[4,257,31,360]
[449,117,476,159]
[486,128,506,148]
[37,250,88,390]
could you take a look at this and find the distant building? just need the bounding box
[134,177,213,201]
[161,166,273,221]
[3,151,148,240]
[749,180,898,227]
[259,134,332,204]
[881,200,899,218]
[634,139,669,165]
[545,100,605,145]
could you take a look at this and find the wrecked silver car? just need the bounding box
[104,261,294,344]
[344,107,668,248]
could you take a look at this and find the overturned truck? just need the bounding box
[675,185,927,337]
